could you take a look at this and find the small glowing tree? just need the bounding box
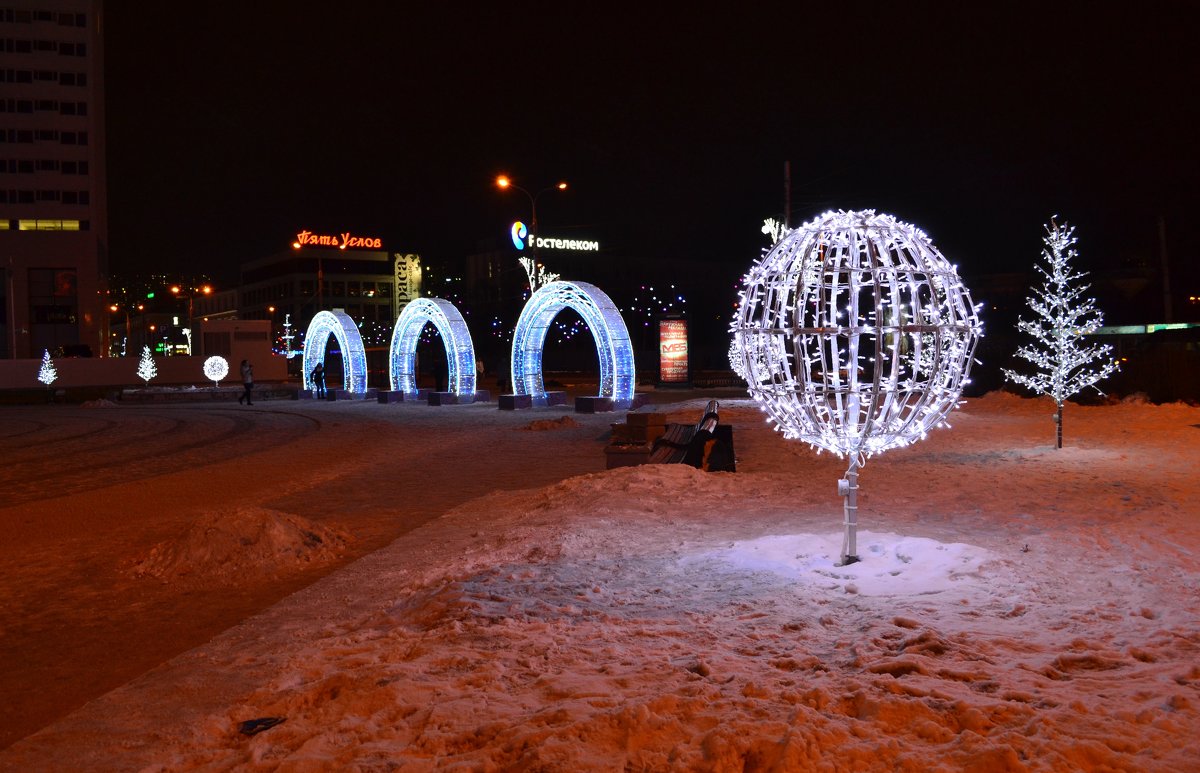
[1003,219,1119,448]
[37,349,57,387]
[136,345,157,385]
[203,355,229,388]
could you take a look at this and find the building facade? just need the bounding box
[0,0,106,358]
[238,242,421,351]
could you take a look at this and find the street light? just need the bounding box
[496,175,568,292]
[495,175,567,234]
[170,283,213,355]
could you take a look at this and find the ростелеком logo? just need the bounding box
[511,221,528,250]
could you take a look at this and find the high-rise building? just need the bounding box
[0,0,106,358]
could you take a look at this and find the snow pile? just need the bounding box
[1,392,1197,771]
[127,507,350,585]
[79,398,118,408]
[697,531,998,597]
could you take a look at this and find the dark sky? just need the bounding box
[104,3,1198,305]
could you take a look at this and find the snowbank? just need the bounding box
[1,392,1197,771]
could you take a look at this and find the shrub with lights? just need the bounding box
[1002,219,1118,448]
[511,280,636,408]
[389,297,477,397]
[732,210,982,564]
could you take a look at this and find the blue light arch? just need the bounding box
[303,309,368,394]
[389,297,477,397]
[511,280,635,407]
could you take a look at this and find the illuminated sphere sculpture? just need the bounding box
[203,355,229,386]
[733,210,982,563]
[389,297,476,398]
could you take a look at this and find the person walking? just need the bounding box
[311,362,326,398]
[238,359,254,405]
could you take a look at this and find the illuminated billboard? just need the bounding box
[658,317,689,385]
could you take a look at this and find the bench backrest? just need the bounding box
[697,399,719,433]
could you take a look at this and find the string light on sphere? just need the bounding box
[732,209,983,564]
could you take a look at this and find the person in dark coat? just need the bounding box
[238,360,254,405]
[311,362,326,398]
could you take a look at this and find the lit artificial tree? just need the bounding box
[37,349,57,387]
[136,345,157,385]
[1002,219,1119,449]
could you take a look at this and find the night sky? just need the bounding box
[104,3,1198,318]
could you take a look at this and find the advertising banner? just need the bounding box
[658,317,689,384]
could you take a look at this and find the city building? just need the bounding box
[238,232,421,349]
[0,0,106,358]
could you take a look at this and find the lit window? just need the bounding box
[17,219,81,231]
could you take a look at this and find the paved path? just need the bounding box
[0,398,626,749]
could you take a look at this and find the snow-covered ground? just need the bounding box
[1,391,1198,771]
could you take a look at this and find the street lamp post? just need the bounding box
[495,175,567,291]
[108,303,127,357]
[170,283,213,355]
[495,175,567,236]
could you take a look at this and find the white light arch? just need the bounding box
[511,280,635,407]
[303,309,368,394]
[389,297,477,397]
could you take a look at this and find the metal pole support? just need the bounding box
[839,460,860,566]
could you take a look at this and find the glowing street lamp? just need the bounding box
[495,175,567,234]
[495,175,568,292]
[170,283,213,355]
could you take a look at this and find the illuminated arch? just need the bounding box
[512,280,635,407]
[303,309,368,394]
[389,297,477,397]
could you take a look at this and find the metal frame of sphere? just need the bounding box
[733,210,982,564]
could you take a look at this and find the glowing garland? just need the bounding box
[136,345,157,385]
[1002,219,1119,448]
[203,355,229,386]
[518,256,560,292]
[302,309,368,395]
[389,297,477,397]
[727,340,747,382]
[511,280,636,407]
[733,210,982,563]
[37,349,57,386]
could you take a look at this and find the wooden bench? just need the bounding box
[647,400,735,472]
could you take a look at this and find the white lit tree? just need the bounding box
[136,345,157,385]
[1003,219,1119,448]
[37,349,57,387]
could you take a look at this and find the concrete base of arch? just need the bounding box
[498,394,533,410]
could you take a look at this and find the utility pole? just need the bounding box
[784,160,791,228]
